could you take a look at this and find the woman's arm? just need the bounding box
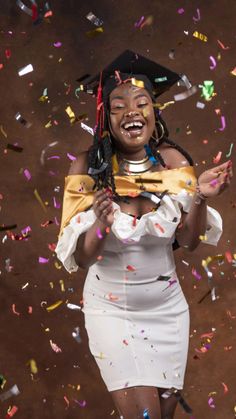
[175,196,207,251]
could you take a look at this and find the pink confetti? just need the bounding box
[126,265,136,271]
[193,8,201,22]
[47,155,60,160]
[28,306,33,314]
[96,228,103,239]
[12,304,20,316]
[64,395,70,408]
[213,151,222,164]
[134,16,145,28]
[210,179,219,187]
[218,116,226,131]
[217,39,230,50]
[50,339,62,353]
[6,405,18,417]
[24,169,31,180]
[53,41,62,47]
[221,382,228,394]
[200,332,214,339]
[53,196,61,209]
[21,226,31,235]
[192,268,202,280]
[38,257,49,264]
[67,153,76,161]
[209,56,217,70]
[208,397,215,408]
[178,8,184,14]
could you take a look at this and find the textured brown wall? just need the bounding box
[0,1,236,418]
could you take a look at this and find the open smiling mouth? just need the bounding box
[121,120,145,137]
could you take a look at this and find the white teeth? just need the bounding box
[123,121,143,130]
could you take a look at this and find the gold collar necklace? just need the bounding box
[117,153,154,175]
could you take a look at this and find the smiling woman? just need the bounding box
[55,50,231,419]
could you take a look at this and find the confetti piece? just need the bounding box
[12,304,20,316]
[23,168,31,180]
[59,279,65,292]
[200,80,215,101]
[226,143,234,158]
[131,78,144,88]
[143,408,150,418]
[15,112,32,128]
[107,292,119,301]
[34,189,47,212]
[213,151,222,164]
[123,339,129,345]
[67,303,81,310]
[217,39,230,50]
[126,265,136,271]
[208,396,215,408]
[221,382,228,394]
[193,31,208,42]
[174,85,197,101]
[209,56,217,70]
[0,125,8,138]
[192,268,202,280]
[168,49,175,60]
[182,260,189,266]
[65,106,76,123]
[178,8,184,14]
[134,15,145,28]
[54,41,62,47]
[86,11,103,27]
[80,122,94,135]
[27,359,38,374]
[225,251,233,263]
[218,116,226,131]
[28,306,33,314]
[0,385,20,402]
[155,223,165,233]
[139,15,153,29]
[46,300,63,312]
[230,67,236,76]
[96,228,103,239]
[193,8,201,22]
[64,395,70,407]
[18,63,33,76]
[196,101,205,109]
[6,405,18,417]
[72,326,82,343]
[50,339,62,353]
[86,27,104,38]
[210,179,219,187]
[39,257,49,264]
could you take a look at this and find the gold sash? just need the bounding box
[58,166,197,238]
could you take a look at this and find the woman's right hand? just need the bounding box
[93,189,115,227]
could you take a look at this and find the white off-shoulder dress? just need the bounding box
[55,190,222,392]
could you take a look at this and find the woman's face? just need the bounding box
[109,82,156,154]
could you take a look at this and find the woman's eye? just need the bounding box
[138,102,148,107]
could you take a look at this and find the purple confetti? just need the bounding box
[47,155,60,160]
[53,41,62,47]
[24,169,31,180]
[39,257,49,264]
[178,8,184,14]
[67,152,76,161]
[218,116,226,131]
[193,8,201,22]
[209,56,217,70]
[53,197,61,209]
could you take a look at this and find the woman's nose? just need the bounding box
[124,110,140,118]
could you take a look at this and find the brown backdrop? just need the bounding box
[0,1,236,418]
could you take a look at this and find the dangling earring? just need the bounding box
[151,120,165,144]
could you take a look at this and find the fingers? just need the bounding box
[212,160,232,173]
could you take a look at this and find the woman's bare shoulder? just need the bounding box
[159,144,190,169]
[68,150,89,175]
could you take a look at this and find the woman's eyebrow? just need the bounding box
[110,93,149,102]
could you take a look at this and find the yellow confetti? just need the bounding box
[45,120,52,128]
[38,95,48,102]
[34,189,47,213]
[86,27,104,38]
[0,377,6,389]
[0,125,7,138]
[54,261,62,269]
[199,235,208,241]
[59,279,65,292]
[27,359,38,374]
[46,300,63,312]
[193,30,208,42]
[65,106,76,123]
[49,282,54,289]
[131,78,144,88]
[154,101,175,110]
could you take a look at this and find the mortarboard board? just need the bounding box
[80,49,182,99]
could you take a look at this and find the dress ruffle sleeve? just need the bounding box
[55,189,223,274]
[55,209,96,273]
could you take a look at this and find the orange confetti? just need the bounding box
[155,223,165,233]
[225,251,233,263]
[28,306,33,314]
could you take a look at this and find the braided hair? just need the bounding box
[88,102,193,203]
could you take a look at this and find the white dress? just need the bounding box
[55,190,222,392]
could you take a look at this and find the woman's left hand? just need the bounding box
[197,160,233,197]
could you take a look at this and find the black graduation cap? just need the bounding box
[81,49,181,99]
